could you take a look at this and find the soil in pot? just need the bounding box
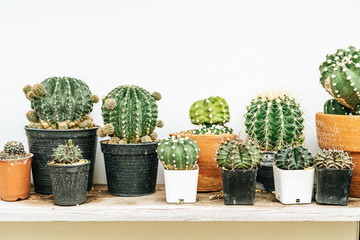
[256,152,275,192]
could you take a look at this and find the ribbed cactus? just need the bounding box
[314,149,353,170]
[24,77,98,129]
[216,140,262,170]
[157,136,199,170]
[275,146,314,170]
[99,85,163,143]
[245,94,304,151]
[0,141,27,160]
[193,124,233,135]
[52,139,85,164]
[324,99,352,115]
[190,96,230,125]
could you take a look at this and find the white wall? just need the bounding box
[0,0,359,184]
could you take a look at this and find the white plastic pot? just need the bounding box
[273,165,314,205]
[163,165,199,203]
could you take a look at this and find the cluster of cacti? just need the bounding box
[98,85,163,144]
[157,136,199,170]
[193,124,233,135]
[51,139,85,164]
[24,77,98,130]
[320,46,360,114]
[323,99,352,115]
[244,94,304,151]
[314,149,353,170]
[0,141,27,160]
[216,140,262,170]
[275,146,313,170]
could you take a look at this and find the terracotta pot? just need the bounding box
[315,112,360,197]
[170,133,237,192]
[0,153,32,201]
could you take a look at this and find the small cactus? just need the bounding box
[23,85,32,95]
[150,132,158,141]
[108,137,121,144]
[190,96,230,125]
[90,95,99,103]
[52,139,84,164]
[193,124,233,135]
[141,136,152,143]
[58,121,69,130]
[275,146,314,170]
[0,141,27,160]
[314,149,353,170]
[79,120,93,129]
[97,128,107,138]
[103,123,115,135]
[151,91,162,101]
[26,110,39,123]
[324,99,352,115]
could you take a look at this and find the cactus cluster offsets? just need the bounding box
[323,99,352,115]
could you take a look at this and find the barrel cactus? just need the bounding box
[314,149,353,170]
[216,140,262,170]
[51,139,85,164]
[157,136,199,170]
[98,85,163,144]
[0,141,27,160]
[24,77,98,129]
[324,99,352,115]
[275,146,314,170]
[244,94,304,151]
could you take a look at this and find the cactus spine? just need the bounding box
[314,149,353,170]
[0,141,27,160]
[51,139,85,164]
[245,94,304,151]
[324,99,352,115]
[157,136,199,170]
[275,146,313,170]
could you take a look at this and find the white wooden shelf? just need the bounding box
[0,185,359,222]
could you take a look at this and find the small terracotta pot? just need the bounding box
[0,153,32,201]
[170,133,237,192]
[316,112,360,197]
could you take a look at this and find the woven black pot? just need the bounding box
[315,168,353,206]
[256,151,275,192]
[100,141,158,197]
[25,126,98,194]
[222,169,258,205]
[48,161,90,206]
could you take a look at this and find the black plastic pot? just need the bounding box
[25,126,98,194]
[256,151,275,192]
[100,141,158,197]
[48,161,90,206]
[222,168,258,205]
[315,168,353,206]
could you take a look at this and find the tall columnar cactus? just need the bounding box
[324,99,352,115]
[244,94,304,151]
[52,139,85,164]
[314,149,353,170]
[0,141,27,160]
[99,85,163,143]
[275,146,314,170]
[190,96,230,125]
[216,140,262,170]
[157,136,199,170]
[320,46,360,111]
[24,77,98,129]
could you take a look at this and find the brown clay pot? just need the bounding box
[0,153,32,201]
[316,112,360,197]
[170,133,237,192]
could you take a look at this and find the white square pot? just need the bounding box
[164,166,199,203]
[273,165,314,205]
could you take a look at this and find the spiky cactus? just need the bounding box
[98,85,163,143]
[24,77,98,129]
[157,136,199,170]
[244,94,304,151]
[190,96,230,125]
[0,141,27,160]
[314,149,353,170]
[216,140,262,170]
[52,139,85,164]
[275,146,314,170]
[193,124,233,135]
[324,99,352,115]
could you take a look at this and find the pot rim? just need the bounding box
[222,168,258,172]
[100,139,159,146]
[24,126,99,132]
[315,167,353,171]
[47,160,90,167]
[273,165,314,172]
[0,153,33,162]
[316,112,360,119]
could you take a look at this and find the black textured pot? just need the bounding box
[222,169,258,205]
[315,168,353,206]
[100,140,158,197]
[25,126,98,194]
[48,161,90,206]
[256,151,275,192]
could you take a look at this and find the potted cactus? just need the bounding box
[216,140,262,205]
[273,145,314,204]
[98,85,163,196]
[316,46,360,197]
[48,139,90,206]
[157,136,199,203]
[0,141,32,201]
[23,77,99,194]
[172,96,237,192]
[244,94,305,192]
[314,149,353,206]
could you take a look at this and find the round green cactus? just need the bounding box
[189,96,230,125]
[244,94,304,151]
[216,140,262,170]
[324,99,352,115]
[193,124,233,135]
[0,141,27,160]
[275,146,313,170]
[52,139,84,164]
[314,149,353,170]
[157,136,199,170]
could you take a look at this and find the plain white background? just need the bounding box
[0,0,358,184]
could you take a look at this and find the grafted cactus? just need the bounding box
[314,149,353,170]
[275,146,313,170]
[190,96,230,125]
[24,77,98,129]
[52,139,85,164]
[0,141,27,160]
[245,94,304,151]
[157,136,199,170]
[324,99,352,115]
[99,85,163,143]
[216,140,262,170]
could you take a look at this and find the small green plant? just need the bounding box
[51,139,85,164]
[323,99,352,115]
[275,146,313,170]
[157,136,199,170]
[314,149,353,170]
[0,141,27,160]
[216,140,262,170]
